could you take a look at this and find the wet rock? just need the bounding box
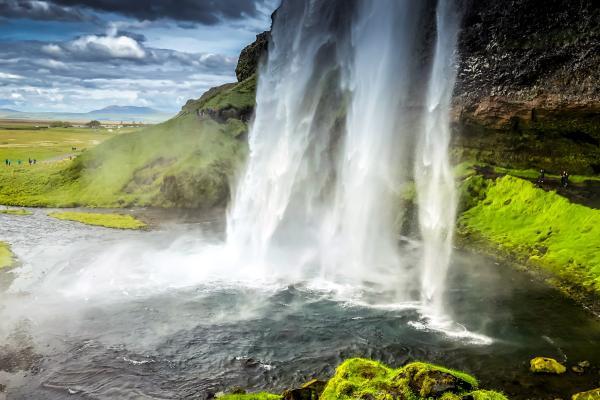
[282,379,326,400]
[530,357,567,374]
[572,388,600,400]
[402,364,475,397]
[573,365,586,375]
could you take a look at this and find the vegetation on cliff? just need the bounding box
[459,175,600,298]
[220,358,507,400]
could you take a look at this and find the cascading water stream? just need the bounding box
[415,0,460,317]
[227,0,460,310]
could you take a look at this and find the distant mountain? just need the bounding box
[0,105,172,124]
[88,106,161,115]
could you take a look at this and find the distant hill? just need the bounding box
[88,106,161,115]
[0,105,172,124]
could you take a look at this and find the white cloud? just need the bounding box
[35,59,68,70]
[69,35,146,60]
[41,43,63,57]
[0,72,24,79]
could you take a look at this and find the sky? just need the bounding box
[0,0,279,113]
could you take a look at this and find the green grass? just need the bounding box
[0,126,131,162]
[48,211,146,229]
[0,208,32,215]
[459,175,600,295]
[0,241,14,269]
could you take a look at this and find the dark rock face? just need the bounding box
[453,0,600,174]
[235,31,270,82]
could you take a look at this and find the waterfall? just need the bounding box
[415,0,460,316]
[227,0,460,307]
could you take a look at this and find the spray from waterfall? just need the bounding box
[227,0,460,308]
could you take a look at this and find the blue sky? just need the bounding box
[0,0,279,113]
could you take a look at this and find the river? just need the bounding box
[0,209,599,399]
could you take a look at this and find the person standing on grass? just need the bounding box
[537,168,545,187]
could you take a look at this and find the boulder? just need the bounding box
[401,364,475,398]
[282,379,326,400]
[529,357,567,374]
[572,388,600,400]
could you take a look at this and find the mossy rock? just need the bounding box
[282,379,326,399]
[529,357,566,374]
[320,358,481,399]
[572,388,600,400]
[399,363,476,397]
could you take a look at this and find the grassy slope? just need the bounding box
[48,211,146,229]
[459,175,600,296]
[221,358,507,400]
[0,77,255,208]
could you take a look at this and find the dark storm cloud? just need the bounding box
[0,0,89,21]
[50,0,268,24]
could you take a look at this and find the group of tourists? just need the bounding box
[537,168,569,188]
[4,158,37,166]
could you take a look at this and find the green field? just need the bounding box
[0,124,138,163]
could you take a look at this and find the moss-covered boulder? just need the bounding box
[320,358,501,400]
[400,362,476,397]
[282,379,326,399]
[572,388,600,400]
[529,357,567,374]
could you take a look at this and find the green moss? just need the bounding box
[470,390,511,400]
[48,211,146,230]
[0,241,14,269]
[459,175,600,295]
[529,357,567,374]
[216,359,506,400]
[0,208,32,215]
[320,358,484,400]
[572,388,600,400]
[218,393,281,400]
